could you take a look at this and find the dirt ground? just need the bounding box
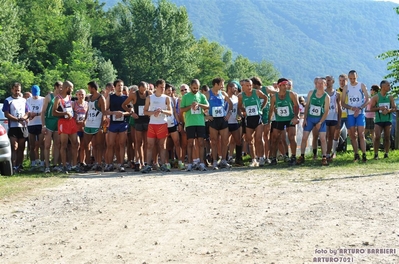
[0,167,398,264]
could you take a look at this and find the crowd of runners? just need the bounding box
[1,69,396,174]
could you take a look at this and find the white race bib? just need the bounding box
[191,107,201,115]
[309,105,322,116]
[277,106,289,117]
[113,113,124,121]
[138,105,145,116]
[212,106,224,117]
[246,105,258,116]
[77,113,85,121]
[348,95,361,104]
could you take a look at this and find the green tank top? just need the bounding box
[375,92,391,123]
[242,90,262,116]
[308,90,327,118]
[45,93,59,120]
[260,87,270,123]
[275,91,294,122]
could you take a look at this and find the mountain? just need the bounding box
[103,0,399,93]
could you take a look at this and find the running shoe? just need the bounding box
[270,158,277,166]
[160,164,170,172]
[288,156,297,166]
[178,162,185,170]
[354,153,360,162]
[384,153,389,159]
[219,160,231,169]
[44,167,51,174]
[186,163,193,171]
[198,163,207,171]
[321,157,329,166]
[296,156,305,165]
[212,161,219,170]
[258,157,265,167]
[249,159,259,167]
[140,165,152,173]
[119,166,125,172]
[362,153,367,162]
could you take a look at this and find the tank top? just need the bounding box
[57,95,74,119]
[27,96,44,126]
[134,91,150,124]
[275,91,294,122]
[374,92,391,123]
[337,88,347,119]
[242,90,262,117]
[166,97,178,128]
[73,101,88,123]
[109,93,128,122]
[227,95,238,124]
[308,90,327,118]
[346,82,365,115]
[326,90,337,121]
[5,96,26,128]
[86,95,103,128]
[45,94,59,120]
[209,89,226,117]
[149,94,168,124]
[260,87,271,122]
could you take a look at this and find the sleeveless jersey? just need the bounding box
[3,96,27,128]
[308,90,327,118]
[374,92,392,123]
[149,94,168,125]
[166,97,178,128]
[337,88,347,119]
[346,82,365,115]
[242,90,262,117]
[209,89,226,117]
[26,96,44,126]
[109,93,128,122]
[275,91,294,122]
[86,95,103,129]
[260,86,271,123]
[134,91,150,124]
[57,95,74,119]
[326,91,338,121]
[73,101,88,123]
[227,95,239,124]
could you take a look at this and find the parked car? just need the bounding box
[0,103,9,132]
[0,123,12,176]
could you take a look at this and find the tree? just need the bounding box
[0,0,20,62]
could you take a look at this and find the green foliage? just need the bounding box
[0,0,20,62]
[0,61,35,98]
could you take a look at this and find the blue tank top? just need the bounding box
[209,89,226,117]
[109,93,128,122]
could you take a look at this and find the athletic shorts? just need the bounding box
[228,123,240,132]
[108,122,128,133]
[209,117,228,131]
[340,118,348,129]
[77,131,84,138]
[245,115,262,130]
[135,122,148,132]
[186,126,206,139]
[28,125,42,135]
[45,118,58,132]
[325,120,338,127]
[347,114,365,128]
[241,120,246,134]
[168,125,178,134]
[58,119,78,135]
[303,117,326,133]
[365,117,374,130]
[271,120,295,131]
[84,127,100,135]
[375,121,391,128]
[147,123,168,139]
[8,127,25,139]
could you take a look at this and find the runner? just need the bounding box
[341,70,369,162]
[2,82,28,172]
[332,74,349,157]
[26,85,45,170]
[369,80,396,159]
[226,82,243,166]
[180,79,209,171]
[140,79,173,173]
[268,78,300,166]
[297,77,330,165]
[73,89,88,166]
[52,81,80,173]
[204,78,233,169]
[238,78,269,167]
[83,81,106,171]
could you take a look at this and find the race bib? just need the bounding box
[349,95,361,104]
[77,113,85,121]
[329,104,335,111]
[379,103,390,113]
[212,106,224,117]
[138,105,145,116]
[88,111,97,121]
[113,113,124,121]
[191,107,201,115]
[65,108,74,118]
[277,106,289,117]
[309,105,321,116]
[246,105,258,116]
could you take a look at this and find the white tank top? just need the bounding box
[347,82,365,115]
[85,99,103,128]
[326,91,337,121]
[228,95,238,124]
[27,96,44,126]
[166,97,177,128]
[149,94,168,124]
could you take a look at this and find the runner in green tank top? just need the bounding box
[268,78,300,166]
[41,81,62,173]
[252,76,278,166]
[297,78,330,166]
[238,78,268,167]
[369,80,396,159]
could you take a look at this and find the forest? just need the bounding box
[0,0,279,99]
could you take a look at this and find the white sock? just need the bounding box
[332,140,339,153]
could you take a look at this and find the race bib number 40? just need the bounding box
[309,105,321,116]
